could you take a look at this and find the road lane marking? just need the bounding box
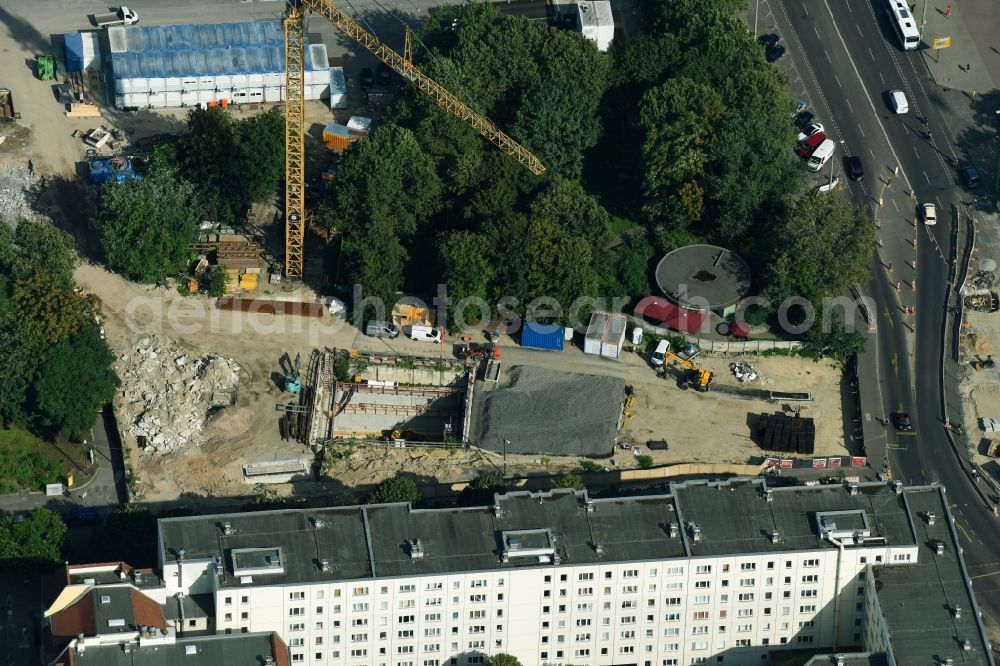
[914,146,920,158]
[835,74,842,88]
[883,307,894,328]
[892,352,899,376]
[868,46,874,60]
[803,2,809,14]
[825,50,832,63]
[814,25,821,39]
[923,171,930,184]
[858,123,865,137]
[892,199,898,212]
[846,98,854,113]
[879,71,885,84]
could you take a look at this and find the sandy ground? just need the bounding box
[960,309,1000,461]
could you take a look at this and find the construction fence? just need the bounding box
[631,317,803,355]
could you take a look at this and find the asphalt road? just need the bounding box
[775,0,1000,626]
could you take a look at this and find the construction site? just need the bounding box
[0,1,863,507]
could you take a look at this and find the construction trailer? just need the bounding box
[583,311,627,359]
[575,0,614,52]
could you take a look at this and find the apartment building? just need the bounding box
[149,479,993,666]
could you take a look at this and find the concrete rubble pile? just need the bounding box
[119,336,240,452]
[0,165,40,227]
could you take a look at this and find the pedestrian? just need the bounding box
[945,4,951,17]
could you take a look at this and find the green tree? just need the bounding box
[235,109,286,205]
[439,230,494,328]
[636,454,654,469]
[177,107,241,222]
[551,473,585,490]
[98,165,200,283]
[326,125,442,307]
[487,654,523,666]
[368,475,422,505]
[208,265,231,297]
[523,218,597,320]
[31,324,118,441]
[763,193,876,307]
[804,316,866,365]
[0,220,77,284]
[13,270,93,343]
[90,503,158,568]
[0,507,67,572]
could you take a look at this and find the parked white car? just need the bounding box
[796,123,825,143]
[408,325,442,343]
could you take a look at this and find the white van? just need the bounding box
[888,90,908,114]
[807,139,835,171]
[650,339,669,366]
[409,325,442,343]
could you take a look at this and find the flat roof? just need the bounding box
[160,481,941,587]
[673,479,916,556]
[655,244,751,310]
[873,487,993,665]
[71,632,285,666]
[160,491,687,586]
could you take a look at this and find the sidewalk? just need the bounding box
[918,0,997,93]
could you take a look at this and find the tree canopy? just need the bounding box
[368,475,422,505]
[97,163,200,283]
[0,507,66,572]
[90,503,159,569]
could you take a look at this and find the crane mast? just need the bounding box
[282,0,544,279]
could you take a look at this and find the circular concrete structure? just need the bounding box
[655,244,751,314]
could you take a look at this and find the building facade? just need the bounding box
[150,480,993,666]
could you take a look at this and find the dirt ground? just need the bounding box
[960,309,1000,462]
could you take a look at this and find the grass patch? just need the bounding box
[608,214,637,235]
[0,426,66,493]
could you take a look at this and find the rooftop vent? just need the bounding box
[926,511,937,525]
[132,570,142,583]
[933,540,946,555]
[108,618,125,628]
[83,578,96,585]
[221,522,234,535]
[584,499,595,512]
[122,643,131,653]
[265,657,276,666]
[769,531,780,544]
[118,568,126,579]
[764,488,774,502]
[594,543,605,555]
[320,559,331,573]
[185,645,197,655]
[892,480,903,494]
[214,556,224,577]
[963,640,972,652]
[668,523,678,538]
[311,517,326,529]
[409,539,425,559]
[944,659,954,666]
[953,606,962,619]
[689,523,702,542]
[847,483,859,496]
[834,656,846,666]
[100,595,111,604]
[507,536,521,551]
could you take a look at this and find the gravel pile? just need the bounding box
[474,365,624,457]
[0,165,40,228]
[119,336,241,452]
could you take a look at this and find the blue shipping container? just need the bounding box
[64,32,85,72]
[520,321,564,351]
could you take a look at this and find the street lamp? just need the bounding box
[829,141,845,188]
[754,0,760,35]
[503,439,510,477]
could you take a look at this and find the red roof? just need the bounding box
[634,295,706,334]
[731,322,750,338]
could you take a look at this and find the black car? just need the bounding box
[960,165,982,188]
[893,413,913,431]
[360,67,375,90]
[757,33,780,49]
[766,44,786,63]
[794,111,815,130]
[377,64,391,86]
[847,155,864,181]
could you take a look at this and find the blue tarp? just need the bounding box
[64,32,85,72]
[109,20,321,80]
[89,158,140,186]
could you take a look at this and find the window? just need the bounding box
[351,634,368,643]
[316,606,324,614]
[425,582,442,591]
[398,630,414,639]
[424,644,440,653]
[694,581,711,589]
[796,635,815,644]
[224,613,233,622]
[578,587,593,596]
[798,620,815,628]
[398,646,414,654]
[290,608,305,617]
[619,646,636,655]
[292,655,304,663]
[576,603,592,613]
[665,598,681,607]
[469,594,486,603]
[667,566,684,576]
[290,623,305,632]
[241,611,248,620]
[802,574,819,583]
[623,585,638,594]
[291,639,306,647]
[352,603,369,613]
[575,649,591,657]
[224,596,232,605]
[624,569,639,578]
[803,559,819,568]
[799,605,816,613]
[620,630,636,639]
[425,613,440,622]
[738,593,754,602]
[692,611,709,620]
[736,624,752,633]
[691,626,708,635]
[694,596,710,605]
[800,590,817,598]
[290,591,306,600]
[741,563,756,571]
[695,565,712,575]
[690,641,709,651]
[350,649,367,658]
[736,609,753,618]
[353,587,369,597]
[398,615,415,624]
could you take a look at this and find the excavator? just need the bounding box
[281,0,545,279]
[661,351,714,393]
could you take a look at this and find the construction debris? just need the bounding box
[964,292,999,312]
[0,164,41,227]
[730,361,758,382]
[118,335,241,452]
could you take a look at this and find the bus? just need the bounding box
[887,0,920,50]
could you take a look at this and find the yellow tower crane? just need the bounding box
[282,0,545,279]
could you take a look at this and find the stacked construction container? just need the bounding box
[105,20,347,109]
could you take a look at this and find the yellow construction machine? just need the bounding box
[661,351,714,393]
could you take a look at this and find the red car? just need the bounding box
[797,131,827,157]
